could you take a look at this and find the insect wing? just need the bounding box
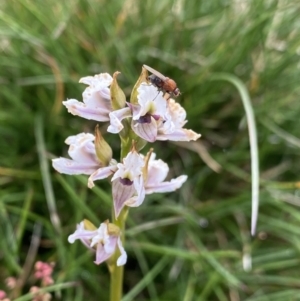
[143,64,167,81]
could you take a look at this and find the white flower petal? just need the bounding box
[112,179,136,218]
[94,243,112,265]
[127,103,143,120]
[111,151,144,182]
[107,107,132,134]
[66,133,98,164]
[68,222,97,244]
[145,175,188,194]
[52,158,99,175]
[155,98,201,142]
[104,236,117,254]
[82,87,112,110]
[167,99,187,128]
[131,119,158,142]
[116,237,127,266]
[146,157,169,185]
[90,223,107,247]
[125,176,145,207]
[157,128,201,141]
[88,164,118,188]
[137,84,165,109]
[79,73,113,88]
[136,84,166,119]
[65,133,95,145]
[63,99,111,122]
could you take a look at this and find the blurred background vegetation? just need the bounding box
[1,0,300,300]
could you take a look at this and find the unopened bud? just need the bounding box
[130,66,148,105]
[110,71,126,110]
[94,125,112,166]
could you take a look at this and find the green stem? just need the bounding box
[109,127,133,301]
[109,259,124,301]
[110,207,128,301]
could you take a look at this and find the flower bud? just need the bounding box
[110,71,126,110]
[94,125,113,166]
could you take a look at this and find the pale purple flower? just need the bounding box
[52,132,117,178]
[53,134,187,219]
[109,151,187,218]
[87,150,146,217]
[63,73,113,122]
[110,150,145,217]
[68,221,127,266]
[111,151,187,212]
[108,84,167,142]
[107,84,201,142]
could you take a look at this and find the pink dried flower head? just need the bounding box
[34,261,54,286]
[5,277,17,289]
[0,291,7,299]
[30,286,52,301]
[0,290,10,301]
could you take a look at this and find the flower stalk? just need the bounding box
[109,207,128,301]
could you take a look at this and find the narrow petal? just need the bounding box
[112,180,136,218]
[107,107,132,134]
[145,175,188,194]
[116,237,127,266]
[63,99,110,122]
[88,164,117,188]
[68,222,97,243]
[157,129,201,141]
[52,158,99,175]
[132,118,158,142]
[68,230,96,244]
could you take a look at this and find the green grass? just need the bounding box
[1,0,300,300]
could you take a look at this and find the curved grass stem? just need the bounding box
[211,73,260,236]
